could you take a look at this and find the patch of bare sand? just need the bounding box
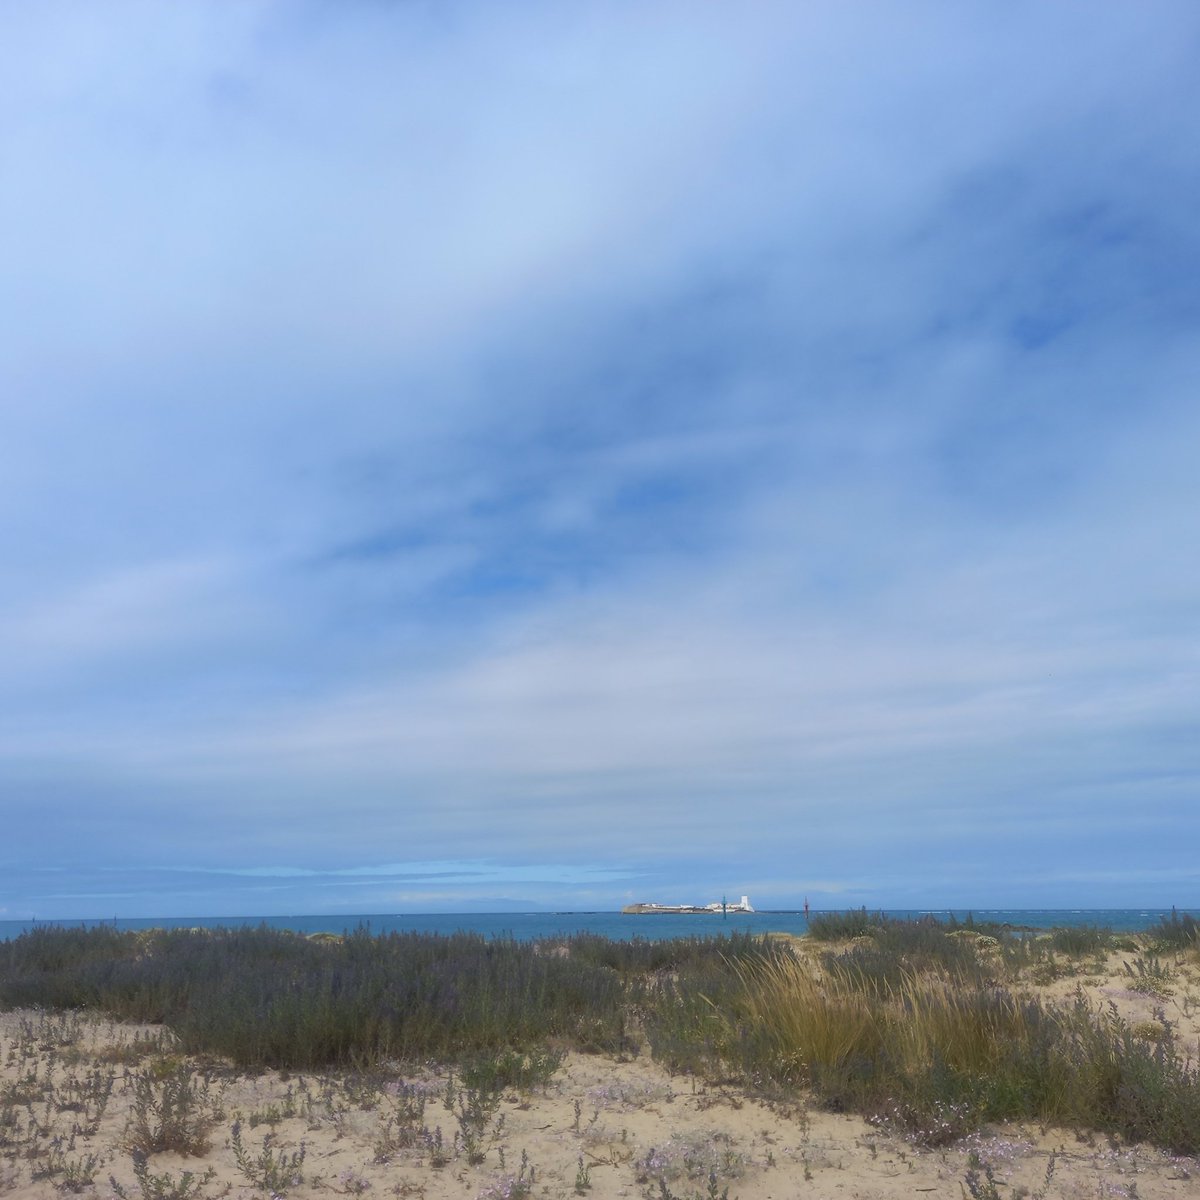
[1030,947,1200,1047]
[3,1001,1200,1200]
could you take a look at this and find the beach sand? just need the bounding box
[2,946,1198,1199]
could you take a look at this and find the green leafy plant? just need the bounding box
[1144,909,1199,953]
[230,1120,305,1193]
[110,1149,217,1200]
[1124,955,1174,995]
[477,1148,536,1199]
[962,1154,1002,1200]
[38,1146,103,1192]
[125,1064,217,1156]
[574,1154,591,1193]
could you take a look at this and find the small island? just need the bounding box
[622,895,755,914]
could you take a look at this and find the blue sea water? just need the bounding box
[0,908,1190,942]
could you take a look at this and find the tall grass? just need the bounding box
[823,930,989,992]
[806,908,881,941]
[1144,908,1199,952]
[726,956,881,1091]
[559,931,776,975]
[705,953,1200,1152]
[639,911,1200,1153]
[1047,926,1114,956]
[5,920,1200,1155]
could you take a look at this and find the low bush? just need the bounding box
[5,919,1200,1156]
[1144,909,1199,953]
[806,908,881,941]
[1048,926,1114,956]
[562,931,778,975]
[124,1063,219,1156]
[0,924,761,1071]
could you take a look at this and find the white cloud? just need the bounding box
[2,2,1198,913]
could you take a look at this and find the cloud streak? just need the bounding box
[2,2,1198,916]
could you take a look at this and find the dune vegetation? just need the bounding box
[1,914,1199,1196]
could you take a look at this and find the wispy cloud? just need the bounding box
[2,2,1198,917]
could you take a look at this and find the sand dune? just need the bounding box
[2,947,1198,1199]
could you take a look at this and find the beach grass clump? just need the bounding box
[639,945,764,1078]
[874,917,987,965]
[561,931,778,975]
[725,956,884,1099]
[1047,926,1115,957]
[1144,909,1200,953]
[700,952,1200,1153]
[805,908,882,941]
[994,932,1063,983]
[806,911,999,984]
[803,912,997,997]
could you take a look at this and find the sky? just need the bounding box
[2,2,1199,918]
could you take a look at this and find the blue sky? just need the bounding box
[2,3,1198,917]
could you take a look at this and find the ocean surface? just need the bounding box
[0,908,1190,942]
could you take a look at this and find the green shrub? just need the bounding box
[7,921,1200,1157]
[1048,926,1114,956]
[0,924,761,1070]
[124,1063,218,1156]
[1144,909,1199,953]
[806,908,881,941]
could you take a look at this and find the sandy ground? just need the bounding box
[2,944,1199,1199]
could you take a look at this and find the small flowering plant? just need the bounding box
[476,1149,535,1200]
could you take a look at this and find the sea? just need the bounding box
[0,908,1190,942]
